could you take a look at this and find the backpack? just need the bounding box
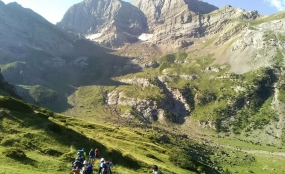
[95,149,99,157]
[73,160,83,169]
[101,163,109,174]
[85,164,93,174]
[104,161,112,174]
[89,149,94,156]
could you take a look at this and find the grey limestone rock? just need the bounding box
[58,0,148,48]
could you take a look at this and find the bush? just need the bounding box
[169,148,196,171]
[164,110,177,122]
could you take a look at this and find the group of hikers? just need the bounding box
[71,148,112,174]
[71,148,163,174]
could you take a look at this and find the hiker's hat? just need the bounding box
[100,158,105,162]
[83,160,88,165]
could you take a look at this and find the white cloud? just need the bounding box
[265,0,285,11]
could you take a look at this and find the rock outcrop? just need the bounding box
[58,0,148,48]
[107,76,190,124]
[132,0,218,30]
[228,18,285,74]
[132,1,260,51]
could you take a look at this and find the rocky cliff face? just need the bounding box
[132,1,260,51]
[228,17,285,74]
[132,0,218,30]
[0,1,75,58]
[58,0,148,48]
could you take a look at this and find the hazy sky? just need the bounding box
[1,0,284,24]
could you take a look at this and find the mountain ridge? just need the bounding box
[58,0,148,48]
[1,1,285,173]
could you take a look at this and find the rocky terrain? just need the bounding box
[58,0,148,48]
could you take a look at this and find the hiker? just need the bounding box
[89,148,95,163]
[78,148,86,158]
[72,160,83,174]
[81,160,93,174]
[95,148,99,158]
[152,165,163,174]
[97,158,105,174]
[97,158,112,174]
[75,152,85,163]
[104,160,112,174]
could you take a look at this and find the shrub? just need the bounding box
[169,148,197,171]
[164,110,177,122]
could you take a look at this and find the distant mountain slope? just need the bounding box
[0,71,19,98]
[132,1,260,52]
[0,1,75,58]
[58,0,148,48]
[0,1,142,110]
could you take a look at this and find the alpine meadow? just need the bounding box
[1,0,285,173]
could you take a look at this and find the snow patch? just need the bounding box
[86,33,103,41]
[138,33,153,41]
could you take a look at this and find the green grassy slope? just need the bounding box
[1,100,285,174]
[1,73,285,173]
[0,96,214,174]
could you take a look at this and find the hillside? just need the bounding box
[0,1,75,57]
[1,0,285,173]
[1,73,285,174]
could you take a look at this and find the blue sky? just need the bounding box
[1,0,284,24]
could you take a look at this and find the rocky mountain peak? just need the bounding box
[58,0,148,48]
[132,0,218,30]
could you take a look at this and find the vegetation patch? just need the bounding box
[279,87,285,103]
[41,149,63,157]
[18,85,59,104]
[3,148,26,159]
[0,96,33,113]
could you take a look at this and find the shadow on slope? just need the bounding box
[0,97,140,170]
[0,39,142,112]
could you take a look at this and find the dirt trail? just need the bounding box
[220,144,285,157]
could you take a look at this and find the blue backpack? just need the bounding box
[85,164,93,174]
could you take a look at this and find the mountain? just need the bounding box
[0,1,142,111]
[132,1,260,51]
[58,0,148,48]
[0,1,75,58]
[132,0,218,30]
[1,0,285,173]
